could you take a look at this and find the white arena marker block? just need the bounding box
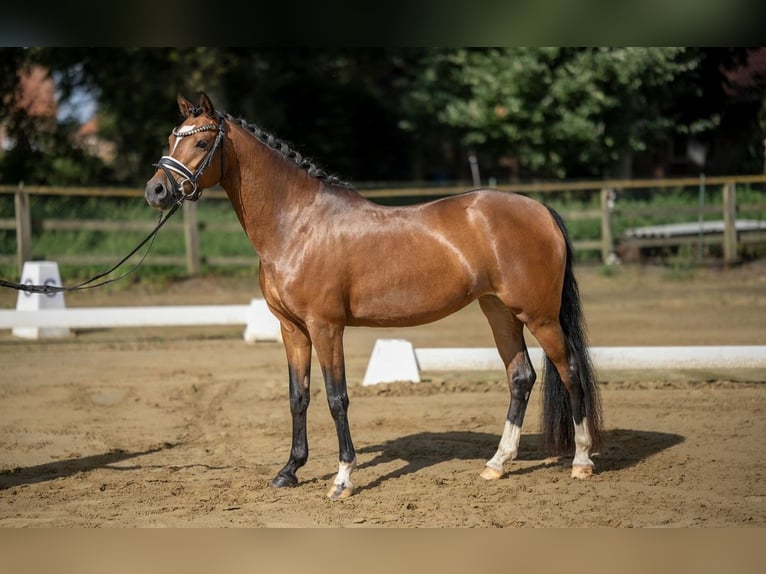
[12,261,71,339]
[414,347,545,372]
[243,298,282,343]
[362,339,421,386]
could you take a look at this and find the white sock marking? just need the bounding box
[334,458,357,488]
[572,416,593,467]
[486,421,521,472]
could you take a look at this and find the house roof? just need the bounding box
[723,48,766,100]
[15,65,57,118]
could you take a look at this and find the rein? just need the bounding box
[0,115,226,295]
[0,113,226,295]
[0,200,182,294]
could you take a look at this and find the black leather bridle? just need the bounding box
[153,113,226,201]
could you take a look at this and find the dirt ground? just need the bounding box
[0,261,765,527]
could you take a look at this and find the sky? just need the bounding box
[55,85,97,124]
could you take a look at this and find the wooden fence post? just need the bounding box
[183,200,201,275]
[723,182,738,265]
[600,187,616,264]
[14,183,32,274]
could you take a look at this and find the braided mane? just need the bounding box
[222,112,352,188]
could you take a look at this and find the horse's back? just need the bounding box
[424,188,566,264]
[431,187,552,222]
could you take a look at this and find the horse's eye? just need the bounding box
[196,140,209,149]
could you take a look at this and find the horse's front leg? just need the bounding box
[271,325,313,488]
[310,322,356,499]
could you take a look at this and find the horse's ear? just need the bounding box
[198,92,216,117]
[177,93,194,117]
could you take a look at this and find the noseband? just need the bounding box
[154,113,225,201]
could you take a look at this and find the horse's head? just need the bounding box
[145,92,225,210]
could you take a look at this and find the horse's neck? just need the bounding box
[220,126,325,259]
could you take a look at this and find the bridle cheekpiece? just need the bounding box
[153,113,225,202]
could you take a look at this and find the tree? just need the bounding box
[30,47,232,184]
[0,49,109,185]
[217,48,425,182]
[22,48,421,184]
[1,47,761,186]
[398,47,744,180]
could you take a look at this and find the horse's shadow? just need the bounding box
[2,430,684,493]
[345,429,684,492]
[0,443,178,490]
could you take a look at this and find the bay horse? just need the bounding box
[145,92,603,499]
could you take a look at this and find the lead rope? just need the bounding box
[2,114,225,295]
[0,199,183,294]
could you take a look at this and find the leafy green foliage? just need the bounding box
[0,48,761,186]
[397,48,732,179]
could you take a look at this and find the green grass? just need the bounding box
[542,184,766,263]
[663,243,698,281]
[0,194,258,285]
[1,183,764,282]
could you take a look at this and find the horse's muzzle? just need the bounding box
[144,176,177,211]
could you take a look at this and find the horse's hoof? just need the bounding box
[571,464,593,479]
[271,472,298,488]
[327,483,354,500]
[480,466,503,481]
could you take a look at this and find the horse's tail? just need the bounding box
[541,207,603,456]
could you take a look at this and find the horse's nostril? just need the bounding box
[154,183,167,198]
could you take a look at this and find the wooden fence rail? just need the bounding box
[1,175,766,275]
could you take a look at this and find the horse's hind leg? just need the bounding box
[478,295,536,480]
[528,320,594,478]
